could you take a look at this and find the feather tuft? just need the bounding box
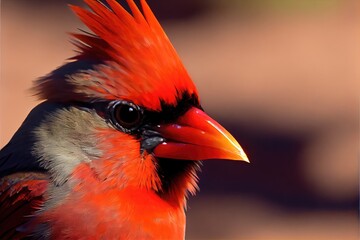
[34,0,198,111]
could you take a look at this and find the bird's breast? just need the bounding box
[41,165,186,240]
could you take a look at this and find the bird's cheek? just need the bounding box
[89,129,142,179]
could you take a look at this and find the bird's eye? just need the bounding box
[108,101,143,132]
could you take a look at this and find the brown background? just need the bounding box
[1,0,359,239]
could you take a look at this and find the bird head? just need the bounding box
[27,0,248,206]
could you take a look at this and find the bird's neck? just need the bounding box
[74,156,199,209]
[41,163,187,239]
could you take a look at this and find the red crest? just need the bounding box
[34,0,198,111]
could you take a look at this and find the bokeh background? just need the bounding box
[1,0,359,239]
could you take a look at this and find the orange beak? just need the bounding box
[153,107,249,162]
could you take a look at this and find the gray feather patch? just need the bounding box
[33,103,107,186]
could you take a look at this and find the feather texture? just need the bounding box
[0,173,48,239]
[33,0,198,111]
[0,1,248,238]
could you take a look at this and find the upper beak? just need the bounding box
[152,107,249,162]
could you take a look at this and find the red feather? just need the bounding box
[34,0,199,111]
[40,164,186,239]
[0,1,248,238]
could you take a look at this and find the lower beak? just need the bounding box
[153,107,249,162]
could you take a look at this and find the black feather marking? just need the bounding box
[156,158,199,194]
[144,92,201,125]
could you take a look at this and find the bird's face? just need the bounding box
[34,89,247,203]
[30,0,248,206]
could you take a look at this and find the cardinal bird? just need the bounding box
[0,0,248,239]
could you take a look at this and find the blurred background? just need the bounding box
[1,0,359,239]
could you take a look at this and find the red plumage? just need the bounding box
[0,0,248,239]
[42,164,186,239]
[35,0,198,111]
